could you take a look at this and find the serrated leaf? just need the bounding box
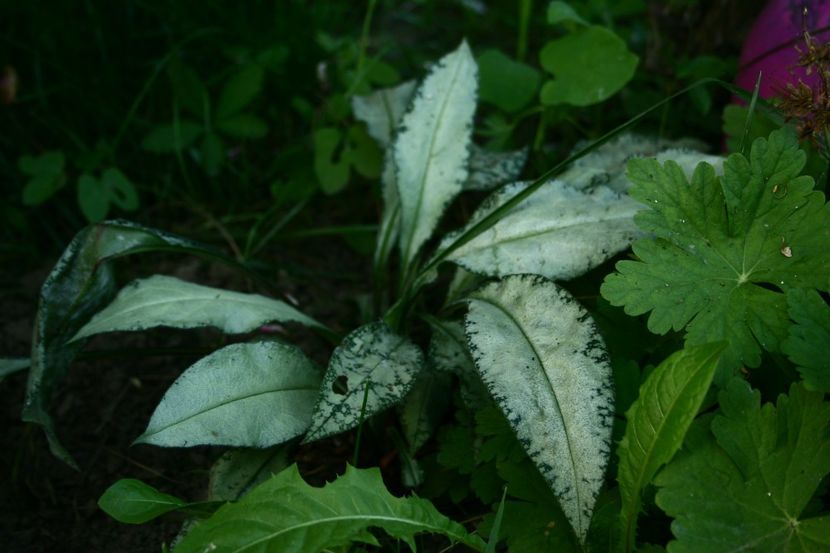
[24,220,237,467]
[783,288,830,393]
[174,464,486,553]
[465,274,614,542]
[352,80,416,147]
[477,49,540,113]
[137,342,320,447]
[216,113,268,139]
[617,343,725,551]
[215,64,264,119]
[141,121,203,153]
[464,145,528,191]
[306,322,424,442]
[208,446,291,501]
[98,479,187,524]
[395,41,477,265]
[72,274,321,340]
[655,381,830,552]
[601,130,830,379]
[443,180,642,280]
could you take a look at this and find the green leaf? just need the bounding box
[352,80,416,147]
[783,288,830,393]
[465,275,614,542]
[71,274,322,341]
[0,358,29,382]
[601,130,830,379]
[173,464,486,552]
[539,26,638,106]
[201,132,225,176]
[167,59,208,118]
[426,318,488,408]
[77,174,109,222]
[655,381,830,552]
[215,64,264,119]
[306,322,424,442]
[100,168,139,211]
[400,367,452,453]
[215,113,268,139]
[442,180,642,280]
[20,151,66,206]
[141,121,203,153]
[98,479,187,524]
[547,1,589,26]
[395,40,478,265]
[617,343,725,551]
[136,342,320,447]
[19,151,65,176]
[345,123,383,179]
[314,127,350,194]
[477,49,540,113]
[22,174,66,206]
[208,446,291,501]
[23,221,241,467]
[464,145,528,191]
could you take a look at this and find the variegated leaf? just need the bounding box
[464,145,528,191]
[427,318,489,408]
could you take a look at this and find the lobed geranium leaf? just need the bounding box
[617,343,725,551]
[136,342,320,447]
[465,275,614,542]
[72,274,322,340]
[782,288,830,393]
[305,322,424,442]
[463,145,528,192]
[174,464,486,553]
[601,129,830,380]
[395,41,477,265]
[655,380,830,552]
[443,180,642,280]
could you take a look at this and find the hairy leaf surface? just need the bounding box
[783,288,830,393]
[443,180,642,280]
[72,274,321,340]
[306,322,424,442]
[655,381,830,552]
[602,130,830,377]
[137,342,320,447]
[465,275,614,542]
[395,41,477,265]
[174,464,486,553]
[617,343,725,551]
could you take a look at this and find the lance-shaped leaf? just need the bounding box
[352,80,417,147]
[617,343,725,552]
[782,288,830,393]
[442,180,642,280]
[464,275,614,542]
[24,220,238,468]
[136,342,320,447]
[98,479,219,524]
[464,145,528,191]
[71,274,322,340]
[395,41,477,265]
[305,322,424,442]
[655,381,830,552]
[174,464,486,553]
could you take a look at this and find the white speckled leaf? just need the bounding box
[72,274,322,340]
[465,275,614,542]
[305,322,425,442]
[137,342,320,447]
[464,145,528,191]
[352,81,416,147]
[395,41,477,264]
[443,180,642,280]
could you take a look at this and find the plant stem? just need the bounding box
[517,0,533,62]
[355,0,379,82]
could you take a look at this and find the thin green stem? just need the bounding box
[517,0,533,62]
[355,0,379,82]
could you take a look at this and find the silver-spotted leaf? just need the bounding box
[137,342,320,447]
[464,274,614,542]
[72,274,322,340]
[464,145,528,191]
[305,322,424,442]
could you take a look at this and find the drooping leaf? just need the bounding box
[443,180,642,280]
[305,322,424,442]
[395,41,477,265]
[601,130,830,379]
[352,80,417,147]
[24,220,238,467]
[208,446,291,501]
[465,274,614,542]
[174,464,486,553]
[98,479,186,524]
[137,341,320,447]
[655,381,830,552]
[464,145,528,191]
[0,358,29,382]
[477,49,540,113]
[71,274,322,341]
[215,64,264,119]
[782,288,830,393]
[141,121,203,153]
[539,26,638,106]
[617,343,725,551]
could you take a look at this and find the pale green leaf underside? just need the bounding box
[443,180,642,280]
[783,288,830,393]
[352,80,416,147]
[137,342,320,447]
[305,321,424,442]
[395,40,478,264]
[655,381,830,552]
[174,464,486,553]
[72,274,322,341]
[465,275,614,542]
[617,343,724,550]
[464,145,528,191]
